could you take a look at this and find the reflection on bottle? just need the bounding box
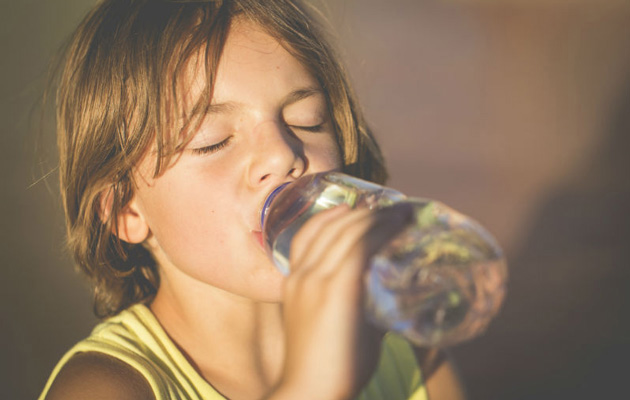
[262,171,507,347]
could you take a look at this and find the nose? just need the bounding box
[248,120,306,186]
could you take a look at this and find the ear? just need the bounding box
[115,198,150,244]
[99,188,150,244]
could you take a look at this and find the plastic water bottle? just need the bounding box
[261,171,507,347]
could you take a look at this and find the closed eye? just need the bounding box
[191,136,232,155]
[290,123,325,133]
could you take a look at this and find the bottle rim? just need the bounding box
[261,182,291,229]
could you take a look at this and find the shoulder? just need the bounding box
[43,351,156,400]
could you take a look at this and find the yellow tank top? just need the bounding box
[38,304,429,400]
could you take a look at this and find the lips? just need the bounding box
[252,230,264,248]
[251,182,291,251]
[255,182,291,230]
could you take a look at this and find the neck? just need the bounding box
[150,266,286,398]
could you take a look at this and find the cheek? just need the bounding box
[305,136,342,170]
[146,194,237,275]
[137,180,225,253]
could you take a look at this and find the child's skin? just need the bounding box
[46,19,466,400]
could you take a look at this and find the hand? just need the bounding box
[270,202,413,400]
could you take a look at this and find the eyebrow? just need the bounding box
[202,101,239,115]
[202,86,324,115]
[280,87,324,108]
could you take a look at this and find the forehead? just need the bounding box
[224,20,285,61]
[181,19,321,108]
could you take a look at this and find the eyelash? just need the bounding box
[290,123,325,133]
[191,123,324,155]
[192,137,232,155]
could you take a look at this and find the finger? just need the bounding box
[285,204,351,272]
[290,205,373,273]
[283,206,400,316]
[313,202,413,281]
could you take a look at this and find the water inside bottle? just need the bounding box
[262,172,507,347]
[366,200,507,346]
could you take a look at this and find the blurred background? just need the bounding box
[2,0,629,399]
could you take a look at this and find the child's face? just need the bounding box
[130,20,342,302]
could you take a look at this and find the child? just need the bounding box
[39,0,466,399]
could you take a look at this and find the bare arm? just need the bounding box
[44,352,155,400]
[414,347,467,400]
[265,204,414,400]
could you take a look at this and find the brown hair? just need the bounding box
[56,0,387,318]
